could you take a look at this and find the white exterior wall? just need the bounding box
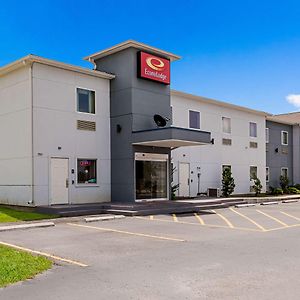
[171,94,266,196]
[0,66,33,205]
[32,63,111,205]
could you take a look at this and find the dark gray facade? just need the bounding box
[266,120,293,189]
[94,45,211,202]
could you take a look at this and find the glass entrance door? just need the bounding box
[135,153,168,200]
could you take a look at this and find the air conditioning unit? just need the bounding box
[207,188,220,197]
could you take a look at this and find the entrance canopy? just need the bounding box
[132,126,211,148]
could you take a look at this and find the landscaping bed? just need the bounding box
[0,245,52,288]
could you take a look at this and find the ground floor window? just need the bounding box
[281,167,288,178]
[135,153,168,200]
[266,167,269,182]
[222,165,231,172]
[77,159,97,184]
[250,166,257,180]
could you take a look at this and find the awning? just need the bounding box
[132,126,211,148]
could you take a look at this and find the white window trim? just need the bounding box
[281,167,288,177]
[222,116,231,134]
[249,122,257,138]
[266,128,269,143]
[281,131,288,146]
[76,158,98,186]
[76,86,97,115]
[266,167,269,182]
[188,110,201,130]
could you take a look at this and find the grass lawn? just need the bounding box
[0,245,52,288]
[0,206,57,223]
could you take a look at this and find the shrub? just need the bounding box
[294,184,300,190]
[287,187,300,194]
[222,168,235,197]
[251,174,263,196]
[273,188,284,195]
[280,175,289,193]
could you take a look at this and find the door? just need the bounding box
[50,158,69,205]
[179,162,190,197]
[135,153,168,201]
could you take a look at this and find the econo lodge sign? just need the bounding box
[138,52,170,84]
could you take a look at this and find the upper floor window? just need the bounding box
[281,131,288,145]
[249,122,257,137]
[77,88,95,114]
[222,117,231,134]
[266,128,269,143]
[189,110,200,129]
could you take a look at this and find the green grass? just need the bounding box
[0,206,57,223]
[0,245,52,288]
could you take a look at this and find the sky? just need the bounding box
[1,0,300,114]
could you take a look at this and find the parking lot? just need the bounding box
[1,202,300,299]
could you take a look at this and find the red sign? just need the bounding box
[80,160,91,167]
[138,52,170,84]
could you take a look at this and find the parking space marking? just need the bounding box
[229,208,266,232]
[281,211,300,222]
[194,213,205,225]
[67,223,185,242]
[256,210,288,227]
[136,216,261,232]
[0,241,88,267]
[211,210,234,228]
[172,214,178,222]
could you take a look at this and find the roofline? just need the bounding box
[266,116,299,126]
[0,55,115,80]
[171,90,272,117]
[84,40,181,62]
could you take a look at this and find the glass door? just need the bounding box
[135,153,168,200]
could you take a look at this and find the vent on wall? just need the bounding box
[222,138,232,146]
[250,142,258,148]
[77,120,96,131]
[281,146,288,154]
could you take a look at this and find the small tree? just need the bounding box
[252,174,262,196]
[171,165,179,200]
[222,168,235,197]
[280,175,289,193]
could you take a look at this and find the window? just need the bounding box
[77,88,95,114]
[281,131,288,145]
[77,159,97,184]
[249,122,257,137]
[189,110,200,129]
[250,166,257,180]
[222,117,231,134]
[281,168,288,178]
[266,167,269,182]
[266,128,269,143]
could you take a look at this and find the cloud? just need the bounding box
[286,94,300,108]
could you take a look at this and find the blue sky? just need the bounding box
[1,0,300,114]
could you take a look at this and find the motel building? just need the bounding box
[0,40,299,207]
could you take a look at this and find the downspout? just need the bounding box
[29,62,35,205]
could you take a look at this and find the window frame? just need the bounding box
[266,167,269,182]
[188,110,201,130]
[249,122,257,138]
[76,158,98,186]
[281,131,288,146]
[76,87,96,115]
[222,116,231,134]
[266,128,269,143]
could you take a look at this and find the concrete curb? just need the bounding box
[0,222,55,232]
[235,203,256,208]
[282,199,299,203]
[260,201,279,206]
[85,215,125,223]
